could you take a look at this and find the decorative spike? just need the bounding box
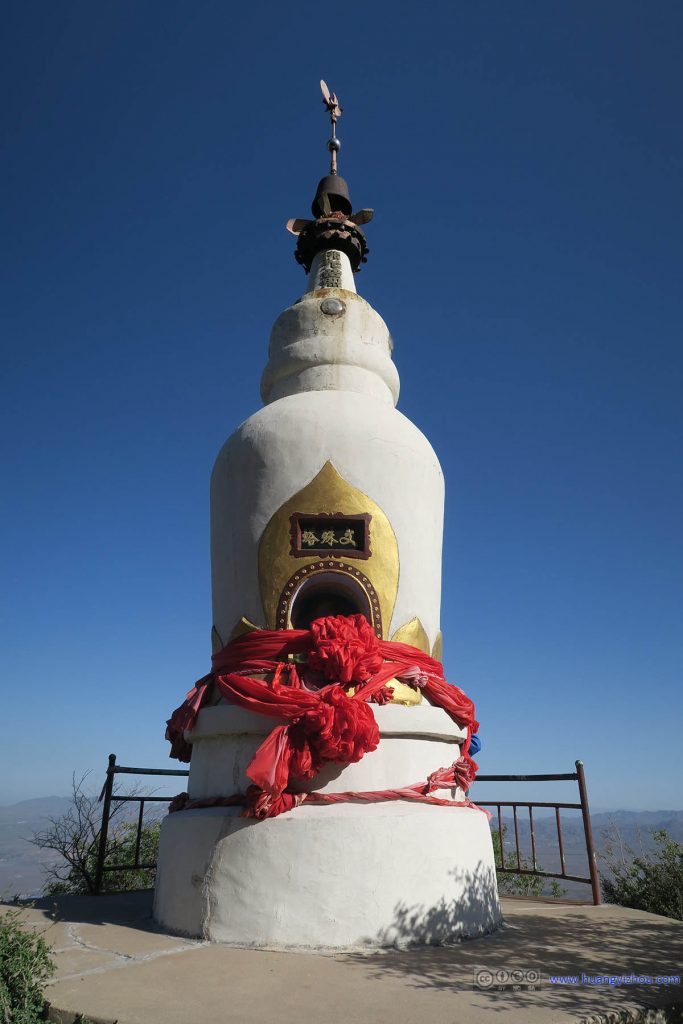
[286,218,313,235]
[350,209,374,226]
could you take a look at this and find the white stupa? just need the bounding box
[153,84,500,949]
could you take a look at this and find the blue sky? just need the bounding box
[1,1,681,810]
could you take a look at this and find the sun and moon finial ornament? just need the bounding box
[286,80,374,275]
[320,79,343,176]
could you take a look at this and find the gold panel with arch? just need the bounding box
[257,461,399,636]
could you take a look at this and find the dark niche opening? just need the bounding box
[290,574,371,631]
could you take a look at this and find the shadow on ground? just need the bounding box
[350,878,683,1019]
[26,889,157,930]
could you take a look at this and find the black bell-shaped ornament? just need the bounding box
[311,175,353,218]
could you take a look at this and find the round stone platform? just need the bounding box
[7,891,682,1024]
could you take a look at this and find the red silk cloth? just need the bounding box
[165,614,483,819]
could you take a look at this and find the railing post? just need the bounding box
[496,806,504,870]
[576,759,602,905]
[134,799,145,868]
[512,805,521,870]
[95,753,116,895]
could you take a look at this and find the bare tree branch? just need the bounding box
[30,771,152,894]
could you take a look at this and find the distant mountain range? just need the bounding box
[1,797,681,901]
[0,797,73,899]
[0,796,74,822]
[592,809,683,830]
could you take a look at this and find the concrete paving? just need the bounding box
[3,891,682,1024]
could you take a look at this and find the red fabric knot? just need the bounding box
[245,685,380,811]
[453,753,478,789]
[242,786,306,820]
[370,684,395,705]
[308,613,384,685]
[300,685,380,766]
[396,665,429,689]
[424,754,477,795]
[168,791,190,813]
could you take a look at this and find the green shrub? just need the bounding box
[601,828,683,920]
[0,907,54,1023]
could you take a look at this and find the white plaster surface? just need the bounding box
[186,703,468,801]
[211,250,444,646]
[262,266,399,406]
[153,801,500,948]
[211,391,444,644]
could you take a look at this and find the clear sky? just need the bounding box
[1,1,681,810]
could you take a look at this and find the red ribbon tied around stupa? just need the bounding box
[165,614,485,819]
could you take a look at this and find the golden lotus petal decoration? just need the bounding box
[228,616,261,642]
[391,616,430,655]
[432,630,443,662]
[211,625,225,655]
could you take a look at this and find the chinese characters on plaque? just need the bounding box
[290,513,371,559]
[301,527,355,547]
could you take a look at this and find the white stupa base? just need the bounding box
[153,800,501,949]
[154,703,500,948]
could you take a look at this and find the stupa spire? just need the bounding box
[285,80,374,275]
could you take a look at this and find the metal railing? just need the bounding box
[95,754,601,904]
[475,759,601,905]
[94,753,189,894]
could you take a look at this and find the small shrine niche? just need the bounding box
[290,573,368,629]
[276,562,383,636]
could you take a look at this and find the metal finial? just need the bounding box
[320,80,342,175]
[284,81,373,274]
